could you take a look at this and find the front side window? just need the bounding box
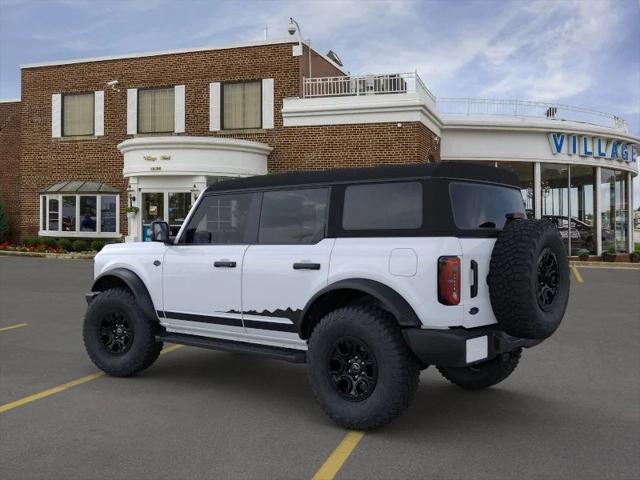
[79,196,97,232]
[62,196,76,232]
[138,87,175,133]
[343,182,422,230]
[182,193,258,244]
[48,197,59,231]
[223,81,261,129]
[100,195,117,233]
[259,188,329,244]
[450,182,525,230]
[63,92,94,136]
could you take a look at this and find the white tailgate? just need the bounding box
[458,238,498,328]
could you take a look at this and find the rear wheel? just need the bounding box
[307,305,420,430]
[83,288,162,377]
[437,349,521,390]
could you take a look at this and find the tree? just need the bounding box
[0,194,9,242]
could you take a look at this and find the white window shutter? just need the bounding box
[127,88,137,135]
[51,94,61,138]
[262,78,274,129]
[94,91,104,136]
[174,85,185,133]
[209,82,221,131]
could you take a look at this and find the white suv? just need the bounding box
[84,163,570,430]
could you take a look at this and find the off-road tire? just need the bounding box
[83,288,162,377]
[307,305,420,430]
[437,349,522,390]
[488,219,570,339]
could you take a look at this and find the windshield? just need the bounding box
[449,182,525,230]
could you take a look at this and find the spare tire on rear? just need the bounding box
[488,219,570,340]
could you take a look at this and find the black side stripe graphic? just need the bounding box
[159,311,297,333]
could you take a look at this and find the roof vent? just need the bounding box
[326,50,343,67]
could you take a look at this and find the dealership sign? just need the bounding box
[548,132,638,163]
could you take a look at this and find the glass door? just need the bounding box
[141,192,193,241]
[142,192,165,242]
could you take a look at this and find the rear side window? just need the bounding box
[259,188,329,244]
[450,182,525,230]
[181,193,259,244]
[343,182,422,230]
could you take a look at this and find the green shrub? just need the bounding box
[41,237,58,249]
[576,249,589,261]
[0,195,9,243]
[71,239,89,252]
[90,240,105,252]
[22,237,37,247]
[58,238,73,252]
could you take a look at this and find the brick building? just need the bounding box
[1,37,637,253]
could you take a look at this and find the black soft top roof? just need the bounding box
[205,162,519,193]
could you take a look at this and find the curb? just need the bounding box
[570,260,640,270]
[0,250,95,260]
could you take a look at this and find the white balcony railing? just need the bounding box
[303,72,435,101]
[436,98,628,132]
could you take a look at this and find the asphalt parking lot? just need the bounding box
[1,256,639,480]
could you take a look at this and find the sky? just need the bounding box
[1,0,639,202]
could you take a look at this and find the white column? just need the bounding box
[628,172,633,253]
[595,167,602,256]
[534,162,541,219]
[126,177,140,242]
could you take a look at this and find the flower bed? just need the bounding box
[0,237,122,255]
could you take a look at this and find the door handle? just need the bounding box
[214,260,236,268]
[293,262,321,270]
[470,260,478,298]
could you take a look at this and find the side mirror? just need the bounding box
[151,221,171,244]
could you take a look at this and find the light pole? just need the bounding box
[288,17,312,80]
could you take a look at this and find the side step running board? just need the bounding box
[157,332,307,363]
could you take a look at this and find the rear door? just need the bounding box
[161,192,260,340]
[449,181,526,328]
[241,187,333,350]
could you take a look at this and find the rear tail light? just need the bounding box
[438,256,461,305]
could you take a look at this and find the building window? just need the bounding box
[62,92,94,136]
[601,169,628,253]
[138,87,175,133]
[569,166,596,255]
[222,81,261,129]
[39,193,120,237]
[541,163,570,253]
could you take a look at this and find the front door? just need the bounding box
[160,192,260,342]
[241,187,332,350]
[141,191,192,241]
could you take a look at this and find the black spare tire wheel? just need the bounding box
[488,219,569,340]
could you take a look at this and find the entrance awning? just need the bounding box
[41,181,119,194]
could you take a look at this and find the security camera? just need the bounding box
[106,80,118,86]
[288,18,297,35]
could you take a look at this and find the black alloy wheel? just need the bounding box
[537,247,559,310]
[328,337,378,401]
[99,310,134,355]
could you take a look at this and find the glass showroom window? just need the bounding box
[222,81,261,129]
[541,163,570,253]
[62,92,94,136]
[138,87,175,133]
[569,166,596,255]
[601,169,628,253]
[40,194,119,236]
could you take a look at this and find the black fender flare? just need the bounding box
[91,268,158,322]
[300,278,422,336]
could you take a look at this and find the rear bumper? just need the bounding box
[403,325,542,368]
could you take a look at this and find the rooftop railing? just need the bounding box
[302,74,628,132]
[303,72,436,101]
[435,98,628,132]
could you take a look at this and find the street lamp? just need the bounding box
[288,17,312,79]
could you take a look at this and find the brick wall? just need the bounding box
[0,101,21,242]
[17,41,440,240]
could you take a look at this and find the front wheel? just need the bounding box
[83,288,162,377]
[437,349,522,390]
[307,305,420,430]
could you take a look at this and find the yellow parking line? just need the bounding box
[312,431,365,480]
[571,265,584,283]
[0,344,184,414]
[0,323,28,333]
